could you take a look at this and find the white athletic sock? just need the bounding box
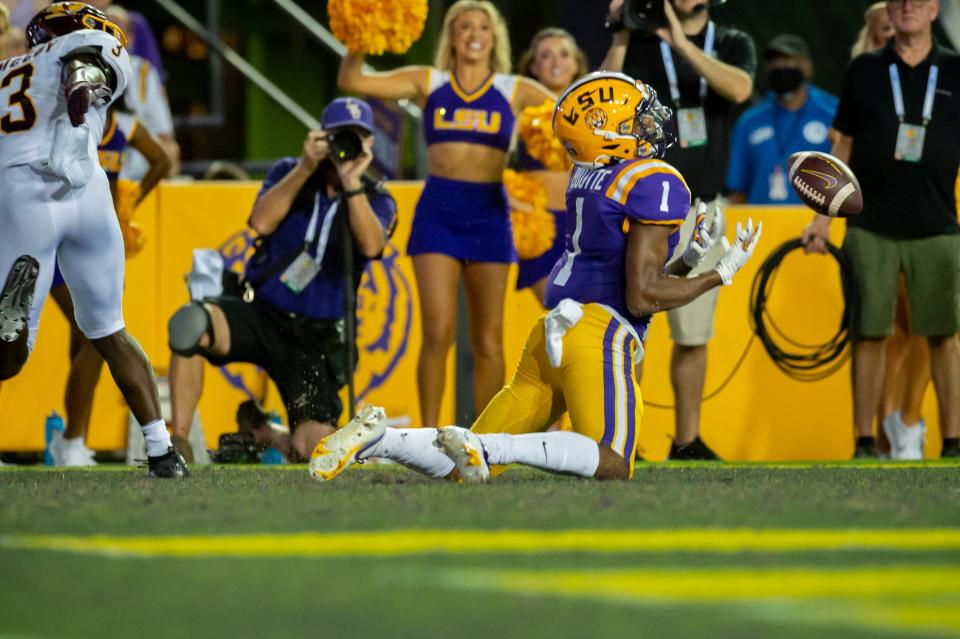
[478,432,600,478]
[141,419,172,457]
[359,427,455,478]
[63,436,87,449]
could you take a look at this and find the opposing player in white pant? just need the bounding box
[310,72,760,483]
[0,2,187,477]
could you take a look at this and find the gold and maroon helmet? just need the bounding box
[553,71,674,168]
[26,2,127,49]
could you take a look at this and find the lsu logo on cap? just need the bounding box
[346,99,363,121]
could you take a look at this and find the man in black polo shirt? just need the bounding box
[802,0,960,459]
[602,0,756,459]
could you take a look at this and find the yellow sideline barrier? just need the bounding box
[0,183,943,459]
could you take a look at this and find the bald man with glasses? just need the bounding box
[803,0,960,459]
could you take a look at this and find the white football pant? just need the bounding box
[0,164,125,351]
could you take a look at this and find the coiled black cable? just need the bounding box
[646,237,858,409]
[749,238,858,382]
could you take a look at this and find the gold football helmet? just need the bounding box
[553,71,674,168]
[27,2,127,49]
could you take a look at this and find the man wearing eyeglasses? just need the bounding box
[802,0,960,459]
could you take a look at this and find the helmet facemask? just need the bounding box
[630,87,674,160]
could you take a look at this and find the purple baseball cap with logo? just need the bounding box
[321,97,375,133]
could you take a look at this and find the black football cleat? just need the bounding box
[941,441,960,459]
[853,437,878,459]
[147,447,190,478]
[0,255,39,343]
[668,437,720,461]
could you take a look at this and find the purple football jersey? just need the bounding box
[544,159,691,340]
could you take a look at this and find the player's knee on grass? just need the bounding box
[595,445,631,481]
[292,420,337,461]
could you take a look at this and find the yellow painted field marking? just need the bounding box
[1,528,958,558]
[435,566,960,635]
[434,566,960,636]
[452,565,960,600]
[2,460,959,472]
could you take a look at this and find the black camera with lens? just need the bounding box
[619,0,725,33]
[623,0,668,32]
[211,432,260,464]
[327,128,363,162]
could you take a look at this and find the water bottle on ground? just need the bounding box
[44,411,65,466]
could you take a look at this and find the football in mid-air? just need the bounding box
[787,151,863,218]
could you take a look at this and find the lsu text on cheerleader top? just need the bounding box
[423,69,518,152]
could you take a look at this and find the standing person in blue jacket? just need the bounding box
[337,0,554,427]
[166,97,397,462]
[726,34,838,205]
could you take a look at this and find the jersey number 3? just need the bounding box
[1,64,38,135]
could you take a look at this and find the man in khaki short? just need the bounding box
[602,0,757,459]
[803,0,960,459]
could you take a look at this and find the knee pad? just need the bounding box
[168,302,213,357]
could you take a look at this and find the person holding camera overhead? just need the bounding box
[166,97,397,463]
[338,0,554,428]
[602,0,756,460]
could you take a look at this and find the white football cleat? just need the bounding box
[49,431,97,467]
[309,405,386,481]
[883,412,925,461]
[436,426,489,483]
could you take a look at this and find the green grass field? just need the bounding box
[2,462,959,639]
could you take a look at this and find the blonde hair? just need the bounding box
[434,0,511,75]
[0,3,9,59]
[851,2,889,58]
[517,27,588,84]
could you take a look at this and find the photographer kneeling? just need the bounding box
[167,98,397,462]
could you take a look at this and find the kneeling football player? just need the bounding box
[311,72,761,482]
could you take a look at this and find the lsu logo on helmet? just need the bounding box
[553,71,674,168]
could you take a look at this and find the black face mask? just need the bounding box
[767,67,805,96]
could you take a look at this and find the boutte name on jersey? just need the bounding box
[569,166,613,192]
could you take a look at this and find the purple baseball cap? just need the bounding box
[321,97,375,133]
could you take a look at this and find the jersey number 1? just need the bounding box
[1,64,38,135]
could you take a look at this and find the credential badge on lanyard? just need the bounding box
[662,21,715,148]
[890,62,938,163]
[280,193,340,294]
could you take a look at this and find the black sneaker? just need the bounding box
[147,447,190,478]
[853,437,878,459]
[668,437,720,461]
[942,441,960,459]
[0,255,39,343]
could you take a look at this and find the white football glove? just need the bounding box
[681,201,724,269]
[714,218,762,286]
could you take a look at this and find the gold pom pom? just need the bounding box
[115,179,145,258]
[519,100,572,173]
[328,0,428,55]
[504,169,555,261]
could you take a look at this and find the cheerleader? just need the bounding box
[338,0,553,426]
